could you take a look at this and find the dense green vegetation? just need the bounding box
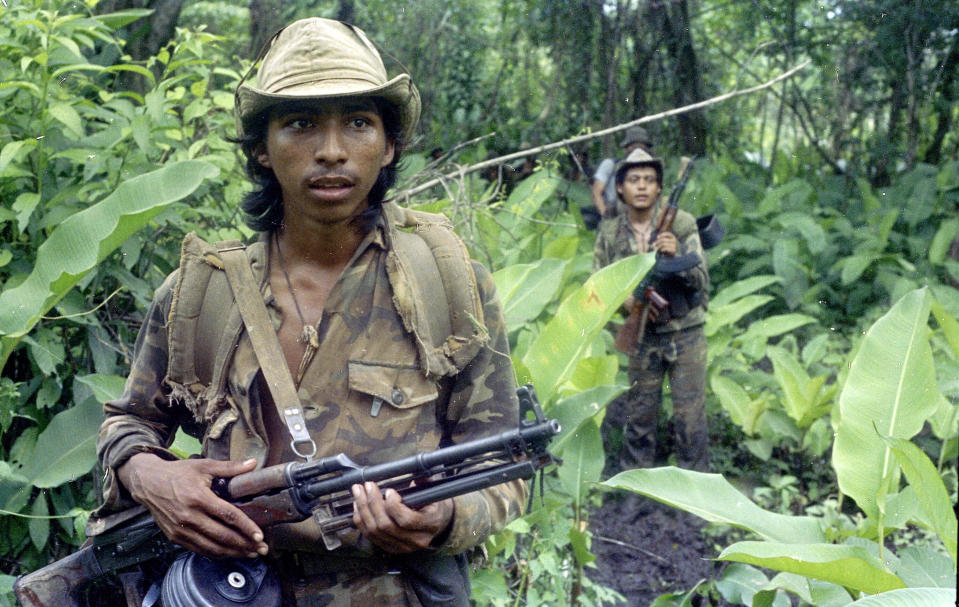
[0,1,956,606]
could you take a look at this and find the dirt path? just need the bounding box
[587,495,725,606]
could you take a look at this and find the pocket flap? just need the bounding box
[348,360,438,409]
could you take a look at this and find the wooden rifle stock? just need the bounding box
[613,157,695,354]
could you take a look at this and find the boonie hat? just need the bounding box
[235,18,420,140]
[615,147,664,180]
[619,126,653,149]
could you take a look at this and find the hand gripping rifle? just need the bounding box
[614,157,696,354]
[13,385,560,607]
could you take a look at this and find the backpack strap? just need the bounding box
[168,203,489,416]
[382,202,489,378]
[217,240,317,461]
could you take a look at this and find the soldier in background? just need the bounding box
[591,126,655,219]
[593,148,710,488]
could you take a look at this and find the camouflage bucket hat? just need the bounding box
[615,147,664,180]
[619,126,653,149]
[235,18,420,140]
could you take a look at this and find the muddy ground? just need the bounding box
[583,411,748,607]
[586,494,725,607]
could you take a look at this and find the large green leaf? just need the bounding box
[493,258,568,326]
[717,541,906,595]
[880,436,957,564]
[18,397,103,488]
[710,374,767,435]
[832,288,940,520]
[705,294,774,336]
[714,563,772,605]
[555,418,603,511]
[602,467,826,544]
[74,374,126,403]
[739,313,817,341]
[845,588,955,607]
[0,160,218,362]
[549,385,623,453]
[522,253,653,404]
[504,170,561,218]
[767,345,833,428]
[895,546,956,589]
[755,572,852,607]
[710,275,781,307]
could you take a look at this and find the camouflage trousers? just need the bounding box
[606,325,708,473]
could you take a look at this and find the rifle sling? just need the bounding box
[217,241,317,461]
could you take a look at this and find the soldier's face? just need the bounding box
[617,166,661,211]
[257,98,395,225]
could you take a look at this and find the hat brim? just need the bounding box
[236,73,420,141]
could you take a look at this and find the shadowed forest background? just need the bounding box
[0,1,957,606]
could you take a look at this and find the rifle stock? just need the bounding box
[13,545,100,607]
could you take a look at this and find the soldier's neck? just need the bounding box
[275,217,366,270]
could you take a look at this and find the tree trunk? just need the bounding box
[336,0,356,24]
[923,38,958,165]
[599,0,625,158]
[661,0,707,155]
[248,0,287,58]
[96,0,187,92]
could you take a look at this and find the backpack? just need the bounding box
[164,201,490,410]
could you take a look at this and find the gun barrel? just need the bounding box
[319,456,548,535]
[301,419,560,502]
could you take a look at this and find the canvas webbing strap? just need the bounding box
[216,241,317,461]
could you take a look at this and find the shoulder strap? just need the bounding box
[217,240,317,461]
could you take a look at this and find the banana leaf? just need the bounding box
[0,160,218,369]
[845,588,955,607]
[717,541,906,595]
[522,253,653,404]
[832,288,940,520]
[602,467,826,544]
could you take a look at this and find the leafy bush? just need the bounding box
[0,0,242,582]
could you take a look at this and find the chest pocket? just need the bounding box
[347,360,438,454]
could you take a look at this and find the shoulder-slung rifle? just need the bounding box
[614,157,696,354]
[14,385,560,607]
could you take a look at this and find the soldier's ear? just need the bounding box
[256,144,271,169]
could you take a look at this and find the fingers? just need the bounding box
[120,455,267,558]
[653,233,678,256]
[351,483,450,553]
[197,457,258,479]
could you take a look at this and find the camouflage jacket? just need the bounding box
[94,210,527,563]
[593,206,709,334]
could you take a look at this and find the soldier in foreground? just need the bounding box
[594,149,710,482]
[92,18,526,606]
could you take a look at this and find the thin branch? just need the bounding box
[41,287,125,320]
[594,534,669,563]
[395,61,811,202]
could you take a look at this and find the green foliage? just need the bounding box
[605,288,957,606]
[0,0,241,576]
[1,3,957,607]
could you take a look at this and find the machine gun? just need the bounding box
[615,157,696,354]
[14,385,560,607]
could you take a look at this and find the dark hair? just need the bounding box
[615,161,663,189]
[234,97,405,232]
